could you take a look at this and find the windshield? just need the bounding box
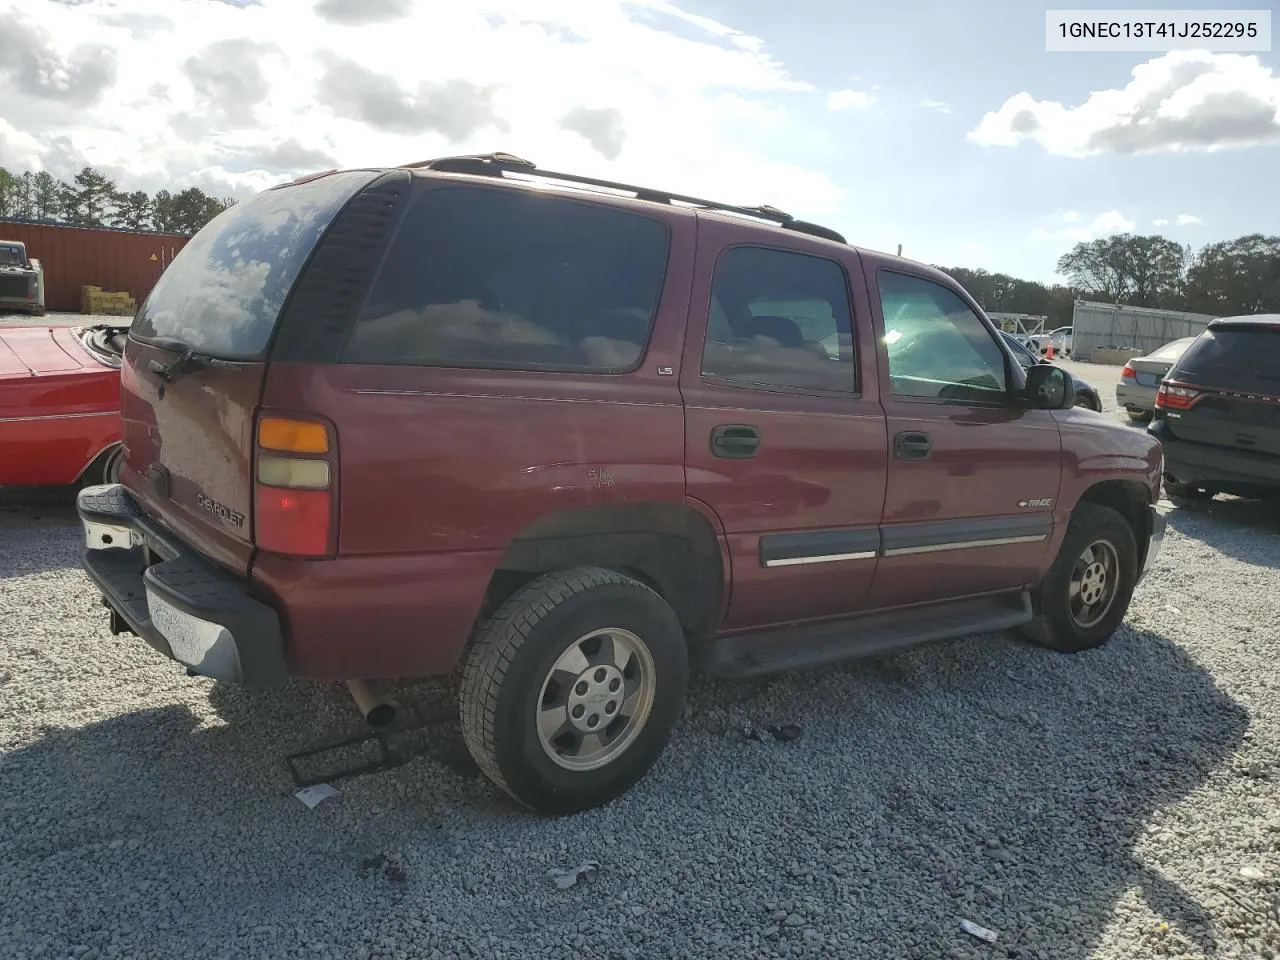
[131,170,379,359]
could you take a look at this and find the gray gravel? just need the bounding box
[3,362,1279,959]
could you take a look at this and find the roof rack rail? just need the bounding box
[399,153,847,244]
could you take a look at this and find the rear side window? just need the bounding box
[1173,325,1280,394]
[342,185,670,372]
[131,170,379,360]
[701,246,857,393]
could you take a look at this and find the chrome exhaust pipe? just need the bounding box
[346,679,397,728]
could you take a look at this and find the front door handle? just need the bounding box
[711,424,760,459]
[894,431,931,461]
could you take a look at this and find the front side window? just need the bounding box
[1002,333,1037,370]
[700,245,856,393]
[343,185,669,372]
[878,271,1008,403]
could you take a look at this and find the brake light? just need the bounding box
[254,415,336,557]
[27,277,36,300]
[1155,382,1201,411]
[1121,363,1136,380]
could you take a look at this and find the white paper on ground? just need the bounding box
[294,783,340,809]
[960,918,999,943]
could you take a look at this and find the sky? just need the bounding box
[0,0,1277,284]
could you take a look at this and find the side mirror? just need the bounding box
[1021,364,1075,410]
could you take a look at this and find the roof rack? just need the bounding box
[398,153,847,244]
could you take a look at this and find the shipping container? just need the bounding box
[1071,299,1221,360]
[0,218,190,314]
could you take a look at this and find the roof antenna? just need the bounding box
[897,243,903,256]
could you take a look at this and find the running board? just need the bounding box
[703,592,1033,679]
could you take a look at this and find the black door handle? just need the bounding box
[711,424,760,459]
[894,431,931,461]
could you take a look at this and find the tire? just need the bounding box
[459,567,689,815]
[1164,480,1215,507]
[1021,502,1138,653]
[1075,392,1097,412]
[1127,409,1153,424]
[78,444,123,489]
[101,445,123,485]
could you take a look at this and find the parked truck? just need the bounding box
[0,240,45,316]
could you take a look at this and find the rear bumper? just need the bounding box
[76,484,286,688]
[0,299,44,315]
[1115,382,1156,412]
[1150,422,1280,491]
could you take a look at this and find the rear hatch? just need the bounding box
[1159,322,1280,459]
[120,169,381,574]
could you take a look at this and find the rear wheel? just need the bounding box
[101,445,123,485]
[78,444,123,489]
[459,567,688,814]
[1022,502,1138,653]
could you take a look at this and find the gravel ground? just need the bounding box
[3,354,1279,959]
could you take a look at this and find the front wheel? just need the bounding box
[1021,502,1138,653]
[459,567,689,815]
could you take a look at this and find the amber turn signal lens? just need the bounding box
[258,417,329,454]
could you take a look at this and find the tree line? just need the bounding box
[941,232,1280,326]
[0,166,233,236]
[2,163,1276,320]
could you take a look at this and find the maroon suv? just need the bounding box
[77,154,1165,814]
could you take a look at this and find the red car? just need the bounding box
[0,323,126,487]
[76,156,1164,814]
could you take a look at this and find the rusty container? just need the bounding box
[0,218,191,314]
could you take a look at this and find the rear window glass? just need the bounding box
[1173,326,1280,394]
[131,170,379,360]
[0,244,25,266]
[342,185,669,372]
[1148,337,1196,362]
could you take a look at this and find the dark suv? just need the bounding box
[76,154,1165,814]
[1150,315,1280,503]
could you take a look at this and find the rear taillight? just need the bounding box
[1121,363,1136,380]
[254,414,336,557]
[1155,381,1201,411]
[26,277,36,300]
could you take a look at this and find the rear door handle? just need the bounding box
[711,424,760,459]
[894,431,931,461]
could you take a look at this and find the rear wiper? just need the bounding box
[145,337,216,382]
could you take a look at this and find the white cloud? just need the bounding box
[968,51,1280,156]
[1175,213,1202,225]
[1032,210,1135,244]
[917,99,952,114]
[0,0,842,215]
[1153,218,1169,226]
[827,89,874,111]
